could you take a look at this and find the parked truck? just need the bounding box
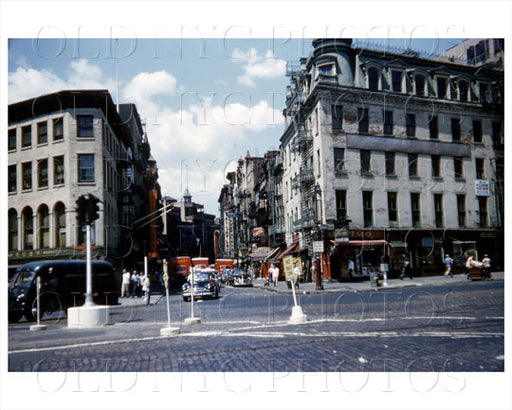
[191,257,209,270]
[168,256,191,286]
[215,259,234,273]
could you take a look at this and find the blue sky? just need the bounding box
[8,37,466,216]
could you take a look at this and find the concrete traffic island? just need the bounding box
[67,305,110,327]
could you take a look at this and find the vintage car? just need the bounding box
[182,269,220,301]
[232,269,253,287]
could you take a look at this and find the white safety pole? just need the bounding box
[30,276,46,331]
[84,223,95,306]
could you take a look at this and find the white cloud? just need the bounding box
[8,61,283,214]
[8,59,112,103]
[232,48,287,87]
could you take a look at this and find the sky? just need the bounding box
[8,37,466,216]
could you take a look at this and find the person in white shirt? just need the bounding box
[121,268,131,298]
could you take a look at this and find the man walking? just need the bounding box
[444,254,454,277]
[271,264,279,287]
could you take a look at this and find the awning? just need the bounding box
[337,240,388,246]
[268,241,300,262]
[249,246,274,262]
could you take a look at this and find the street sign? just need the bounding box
[313,241,324,253]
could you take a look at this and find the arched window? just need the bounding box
[54,202,66,248]
[38,204,50,248]
[8,209,18,251]
[22,207,34,250]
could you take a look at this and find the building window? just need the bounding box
[429,116,439,139]
[432,155,441,178]
[37,158,48,189]
[492,121,503,148]
[333,147,345,173]
[360,150,371,174]
[368,67,379,90]
[473,119,482,143]
[38,205,50,249]
[22,207,34,250]
[415,74,425,96]
[475,158,485,179]
[454,157,464,179]
[318,63,335,77]
[478,197,488,228]
[358,108,369,133]
[385,152,395,175]
[434,194,443,228]
[457,195,466,227]
[391,70,402,92]
[383,110,393,135]
[335,189,347,221]
[8,128,17,151]
[316,149,321,176]
[77,115,94,138]
[54,202,66,248]
[78,154,94,182]
[406,113,416,137]
[408,153,418,177]
[8,164,17,193]
[22,161,32,190]
[387,192,398,223]
[451,118,461,142]
[411,193,421,227]
[437,77,448,99]
[37,121,48,145]
[8,209,18,251]
[479,83,490,103]
[53,117,64,141]
[363,191,373,227]
[53,155,65,185]
[459,80,469,101]
[21,125,31,148]
[331,104,343,132]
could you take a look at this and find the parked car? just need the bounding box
[8,259,119,322]
[232,269,253,287]
[182,269,220,301]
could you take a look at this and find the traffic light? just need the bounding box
[87,194,100,222]
[75,195,87,225]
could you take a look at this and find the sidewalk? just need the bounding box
[252,271,504,295]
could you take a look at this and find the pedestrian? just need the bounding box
[444,254,454,277]
[481,254,492,279]
[347,258,355,279]
[463,251,470,276]
[271,264,279,287]
[121,268,131,298]
[142,274,151,305]
[130,269,140,298]
[293,263,301,289]
[400,254,413,280]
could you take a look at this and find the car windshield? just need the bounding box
[194,273,211,282]
[10,269,35,287]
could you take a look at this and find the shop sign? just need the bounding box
[475,180,490,196]
[283,255,295,280]
[252,227,265,238]
[313,241,324,253]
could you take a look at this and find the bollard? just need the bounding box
[30,276,46,331]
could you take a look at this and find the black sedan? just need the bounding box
[182,270,220,301]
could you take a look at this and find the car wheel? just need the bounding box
[183,296,190,302]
